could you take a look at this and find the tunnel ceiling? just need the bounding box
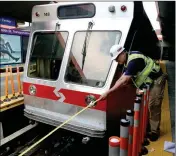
[0,1,175,47]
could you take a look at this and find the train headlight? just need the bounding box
[29,85,37,96]
[85,95,97,107]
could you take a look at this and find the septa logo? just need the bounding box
[53,88,65,102]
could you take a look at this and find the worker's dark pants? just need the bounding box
[149,73,167,134]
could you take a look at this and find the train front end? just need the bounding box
[23,2,134,138]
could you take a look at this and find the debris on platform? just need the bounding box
[164,141,175,154]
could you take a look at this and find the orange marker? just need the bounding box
[109,136,120,156]
[16,65,23,97]
[126,110,134,156]
[3,66,11,102]
[120,119,130,156]
[132,99,141,156]
[9,66,17,99]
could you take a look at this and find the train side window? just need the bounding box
[27,31,68,80]
[64,31,122,88]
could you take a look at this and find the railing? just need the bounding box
[0,65,24,111]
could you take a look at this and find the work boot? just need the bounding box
[148,132,159,142]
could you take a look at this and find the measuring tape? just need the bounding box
[19,100,99,156]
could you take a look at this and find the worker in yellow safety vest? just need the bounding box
[98,44,168,141]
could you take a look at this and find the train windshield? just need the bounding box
[27,31,68,80]
[64,31,122,88]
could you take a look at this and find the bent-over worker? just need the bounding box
[98,45,167,141]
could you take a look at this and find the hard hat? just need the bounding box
[110,45,125,61]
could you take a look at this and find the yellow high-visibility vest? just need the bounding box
[125,53,160,88]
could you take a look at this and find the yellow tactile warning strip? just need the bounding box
[146,61,173,156]
[0,94,24,112]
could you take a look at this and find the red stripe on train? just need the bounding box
[23,82,59,100]
[23,82,106,111]
[59,89,106,111]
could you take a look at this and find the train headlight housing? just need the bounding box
[29,85,37,96]
[85,95,97,107]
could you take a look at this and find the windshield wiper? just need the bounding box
[81,21,94,70]
[51,22,60,57]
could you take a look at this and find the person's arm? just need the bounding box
[98,74,132,101]
[108,74,131,94]
[98,58,145,101]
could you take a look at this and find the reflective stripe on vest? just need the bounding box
[126,54,160,88]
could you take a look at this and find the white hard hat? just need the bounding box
[110,45,125,61]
